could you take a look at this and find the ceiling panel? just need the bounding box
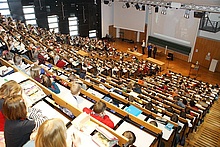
[163,0,220,6]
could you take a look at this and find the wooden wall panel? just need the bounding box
[119,28,137,42]
[192,37,220,72]
[109,24,147,43]
[124,29,137,42]
[156,46,188,61]
[109,25,116,38]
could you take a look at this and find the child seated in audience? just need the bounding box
[122,131,136,147]
[138,76,144,85]
[126,81,133,92]
[145,102,158,113]
[30,64,41,83]
[69,74,82,84]
[189,99,198,110]
[145,102,153,111]
[70,83,81,106]
[35,118,81,147]
[59,83,82,118]
[83,101,114,128]
[41,74,60,94]
[0,80,22,131]
[133,83,141,94]
[3,95,47,147]
[13,54,27,73]
[79,70,86,80]
[149,121,165,147]
[171,114,181,147]
[149,120,158,127]
[128,95,135,103]
[4,52,14,65]
[174,96,185,108]
[68,74,87,90]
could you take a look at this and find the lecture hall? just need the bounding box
[0,0,220,147]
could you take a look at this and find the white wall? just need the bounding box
[113,2,146,32]
[198,30,220,41]
[101,3,114,37]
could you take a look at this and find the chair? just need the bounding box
[167,53,173,61]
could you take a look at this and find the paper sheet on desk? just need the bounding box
[33,101,69,125]
[116,121,155,147]
[87,88,105,99]
[66,125,99,147]
[129,91,139,97]
[3,72,28,83]
[20,80,46,105]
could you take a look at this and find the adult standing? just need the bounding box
[153,45,157,59]
[147,43,152,57]
[141,40,145,54]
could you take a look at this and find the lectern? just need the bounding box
[189,63,199,77]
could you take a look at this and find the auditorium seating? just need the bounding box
[0,16,219,147]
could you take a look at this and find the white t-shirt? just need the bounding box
[142,41,145,47]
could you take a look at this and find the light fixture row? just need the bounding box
[120,0,220,13]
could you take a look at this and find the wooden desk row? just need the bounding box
[0,58,130,146]
[146,57,165,71]
[17,58,166,147]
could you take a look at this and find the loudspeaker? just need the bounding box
[155,6,159,13]
[135,4,140,10]
[126,2,130,8]
[194,11,205,18]
[104,0,109,4]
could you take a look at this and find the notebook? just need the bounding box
[92,126,118,147]
[103,96,112,102]
[165,123,174,131]
[125,105,142,117]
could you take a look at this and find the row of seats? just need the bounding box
[0,16,218,146]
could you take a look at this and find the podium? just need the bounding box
[189,63,199,77]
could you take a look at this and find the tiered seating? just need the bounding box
[0,15,219,147]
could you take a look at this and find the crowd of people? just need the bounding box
[0,13,219,147]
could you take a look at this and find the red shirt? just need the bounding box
[0,99,5,131]
[0,111,5,131]
[83,107,114,129]
[56,60,66,68]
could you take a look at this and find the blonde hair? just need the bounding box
[30,64,40,79]
[93,101,106,114]
[0,80,21,99]
[35,118,67,147]
[70,83,81,95]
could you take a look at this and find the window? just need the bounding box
[68,17,78,36]
[89,30,97,38]
[23,5,37,26]
[48,15,59,33]
[0,0,10,16]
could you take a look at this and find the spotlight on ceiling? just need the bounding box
[141,4,145,11]
[184,9,190,19]
[126,2,130,8]
[135,3,140,10]
[104,0,109,5]
[161,7,167,15]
